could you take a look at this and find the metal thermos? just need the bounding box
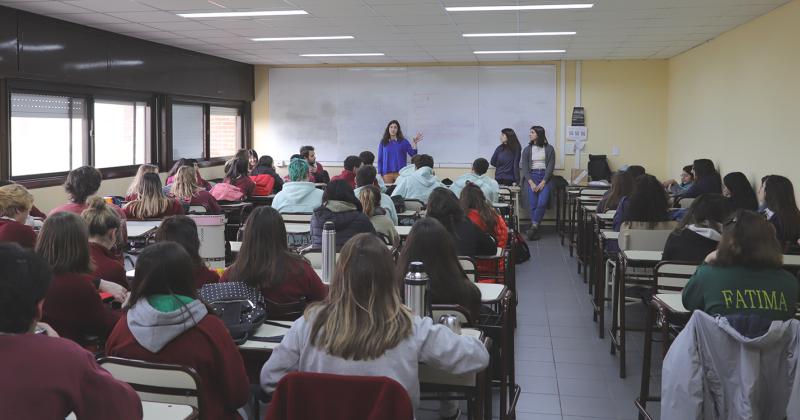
[438,314,462,335]
[322,222,336,283]
[404,261,430,318]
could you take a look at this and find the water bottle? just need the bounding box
[321,221,336,283]
[404,261,430,318]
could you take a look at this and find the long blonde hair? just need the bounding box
[170,166,201,202]
[307,233,412,360]
[123,173,173,219]
[0,184,33,218]
[81,197,120,237]
[126,164,158,197]
[358,185,381,217]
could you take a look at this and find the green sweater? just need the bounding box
[682,264,798,321]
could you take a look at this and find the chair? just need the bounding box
[301,248,340,270]
[458,257,477,282]
[96,356,202,412]
[281,212,313,224]
[265,372,413,420]
[187,205,207,215]
[474,248,506,283]
[403,199,425,212]
[266,297,308,321]
[674,196,694,209]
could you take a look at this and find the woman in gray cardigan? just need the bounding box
[520,126,555,240]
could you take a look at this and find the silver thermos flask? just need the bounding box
[438,314,462,335]
[322,221,336,283]
[404,261,430,318]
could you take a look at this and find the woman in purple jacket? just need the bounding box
[377,120,423,184]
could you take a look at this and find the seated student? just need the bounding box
[460,184,508,278]
[662,164,694,196]
[330,155,362,188]
[82,197,126,289]
[310,180,375,250]
[358,186,399,247]
[625,165,647,180]
[354,165,398,225]
[223,157,256,198]
[301,145,330,184]
[597,171,634,213]
[36,213,123,343]
[358,150,387,191]
[125,163,158,202]
[426,187,496,257]
[165,158,211,190]
[677,158,722,198]
[682,210,798,321]
[272,158,325,213]
[222,206,327,304]
[155,216,218,289]
[662,194,730,263]
[759,175,800,251]
[250,155,284,194]
[0,184,37,248]
[170,166,222,214]
[396,218,482,319]
[123,173,184,220]
[261,233,489,414]
[613,174,673,232]
[105,242,250,420]
[0,180,46,220]
[449,158,500,203]
[0,244,142,420]
[247,149,259,173]
[390,154,444,203]
[722,172,758,212]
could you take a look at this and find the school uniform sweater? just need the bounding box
[377,138,418,175]
[123,199,184,220]
[194,265,219,289]
[390,167,444,203]
[29,205,47,219]
[106,297,250,420]
[227,176,256,198]
[0,218,36,248]
[330,170,357,188]
[490,145,521,184]
[221,258,328,304]
[449,173,500,203]
[354,185,398,225]
[272,182,325,214]
[682,264,798,321]
[661,226,720,263]
[177,190,222,214]
[0,334,141,420]
[166,173,212,190]
[42,272,121,343]
[49,201,129,243]
[89,242,127,289]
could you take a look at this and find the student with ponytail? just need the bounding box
[224,157,255,198]
[0,184,37,248]
[82,197,126,288]
[123,173,184,220]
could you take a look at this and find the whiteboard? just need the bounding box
[266,65,556,165]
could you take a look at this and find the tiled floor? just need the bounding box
[418,229,663,420]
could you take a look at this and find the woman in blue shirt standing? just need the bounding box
[490,128,522,186]
[377,120,423,184]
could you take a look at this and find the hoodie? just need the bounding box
[310,200,376,250]
[662,311,800,420]
[354,185,398,225]
[127,295,208,353]
[272,181,325,214]
[449,173,500,203]
[390,166,444,203]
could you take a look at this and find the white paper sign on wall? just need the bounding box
[567,126,587,141]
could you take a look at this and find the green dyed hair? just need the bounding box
[288,158,309,182]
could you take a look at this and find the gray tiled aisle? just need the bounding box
[417,230,663,420]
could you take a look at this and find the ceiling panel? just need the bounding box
[0,0,790,64]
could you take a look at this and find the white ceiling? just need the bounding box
[0,0,790,65]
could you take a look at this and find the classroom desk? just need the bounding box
[476,283,506,304]
[395,225,412,237]
[230,241,241,253]
[591,229,620,338]
[126,220,162,238]
[67,402,198,420]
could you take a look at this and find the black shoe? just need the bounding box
[531,229,542,241]
[526,227,536,241]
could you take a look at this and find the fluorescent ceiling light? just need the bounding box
[252,36,354,41]
[300,53,384,57]
[178,10,308,18]
[464,31,576,37]
[474,50,566,54]
[447,4,593,12]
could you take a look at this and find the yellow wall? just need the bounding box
[667,0,800,187]
[252,60,670,181]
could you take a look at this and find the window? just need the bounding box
[94,100,150,169]
[210,106,241,158]
[171,104,204,160]
[10,93,86,177]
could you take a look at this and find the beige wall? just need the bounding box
[667,0,800,187]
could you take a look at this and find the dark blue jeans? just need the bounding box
[527,169,551,224]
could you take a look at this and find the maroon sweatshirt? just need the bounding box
[182,190,222,214]
[226,177,256,198]
[0,218,36,248]
[194,265,220,289]
[221,258,328,304]
[106,314,249,420]
[330,170,357,188]
[49,201,129,244]
[42,272,121,343]
[123,199,184,220]
[90,242,127,289]
[0,334,141,420]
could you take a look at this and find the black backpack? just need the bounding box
[513,231,531,264]
[391,195,406,214]
[587,155,612,182]
[199,282,267,344]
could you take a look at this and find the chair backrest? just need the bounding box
[265,372,413,420]
[458,257,477,283]
[403,199,425,212]
[282,212,313,224]
[619,221,678,251]
[431,304,474,326]
[97,357,202,411]
[676,197,695,209]
[580,188,608,197]
[266,297,308,321]
[655,261,698,293]
[187,205,207,215]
